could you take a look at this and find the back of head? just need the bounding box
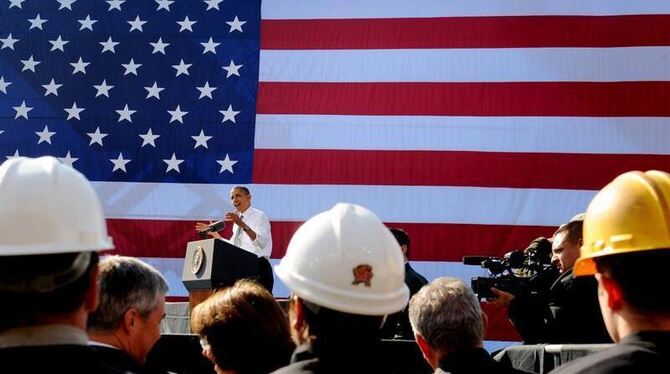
[576,170,670,314]
[88,255,168,333]
[275,203,409,317]
[409,277,484,352]
[191,280,294,373]
[0,157,114,329]
[390,227,410,257]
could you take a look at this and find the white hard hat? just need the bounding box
[0,156,114,256]
[274,203,409,316]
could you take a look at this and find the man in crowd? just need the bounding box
[410,277,530,373]
[382,227,428,340]
[551,170,670,373]
[0,156,119,372]
[195,186,274,292]
[492,215,610,344]
[272,203,409,373]
[88,255,169,373]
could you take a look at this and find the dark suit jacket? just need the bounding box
[381,262,429,339]
[0,345,124,373]
[550,331,670,373]
[508,268,611,344]
[91,344,168,374]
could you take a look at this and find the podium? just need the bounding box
[182,239,259,314]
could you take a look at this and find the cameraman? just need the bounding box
[491,218,611,344]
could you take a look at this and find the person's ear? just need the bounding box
[84,265,100,312]
[597,273,623,311]
[123,308,140,334]
[414,333,437,369]
[481,311,489,338]
[401,244,408,256]
[291,295,304,331]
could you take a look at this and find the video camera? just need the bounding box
[463,237,558,300]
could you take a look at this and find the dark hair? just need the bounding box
[390,228,410,257]
[232,186,250,196]
[595,250,670,314]
[554,220,583,245]
[0,252,99,331]
[191,280,294,374]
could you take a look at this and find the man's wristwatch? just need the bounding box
[242,225,250,232]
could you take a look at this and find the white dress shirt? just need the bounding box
[228,206,272,258]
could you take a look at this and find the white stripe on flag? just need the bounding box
[260,47,670,83]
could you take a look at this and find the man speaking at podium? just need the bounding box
[195,186,274,292]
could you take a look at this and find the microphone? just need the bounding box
[198,220,226,238]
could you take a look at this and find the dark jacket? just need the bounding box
[436,347,532,374]
[91,344,170,374]
[272,341,382,374]
[381,262,429,339]
[0,345,125,373]
[508,269,611,344]
[549,331,670,373]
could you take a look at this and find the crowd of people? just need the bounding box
[1,155,669,373]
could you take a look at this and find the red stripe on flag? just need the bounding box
[106,219,555,261]
[261,15,670,49]
[257,82,670,116]
[252,149,670,189]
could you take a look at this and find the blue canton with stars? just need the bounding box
[0,0,260,183]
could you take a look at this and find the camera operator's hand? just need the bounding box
[489,287,515,307]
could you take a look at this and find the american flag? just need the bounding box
[3,0,670,344]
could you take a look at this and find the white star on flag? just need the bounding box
[222,60,242,78]
[196,81,217,99]
[172,59,192,77]
[58,151,78,167]
[200,37,219,54]
[204,0,223,11]
[64,102,85,121]
[1,33,19,50]
[116,104,136,123]
[6,149,20,160]
[21,55,40,73]
[128,16,147,32]
[13,100,32,119]
[191,129,212,149]
[35,125,56,144]
[168,105,188,123]
[150,37,169,54]
[219,104,240,123]
[100,37,119,53]
[156,0,174,11]
[8,0,25,9]
[163,153,184,173]
[177,16,196,32]
[42,79,62,96]
[94,80,114,97]
[106,0,125,11]
[49,35,69,52]
[28,14,47,30]
[217,154,238,174]
[78,15,97,31]
[70,57,90,74]
[87,127,108,146]
[227,16,246,33]
[57,0,77,11]
[122,58,142,76]
[110,153,131,172]
[0,77,11,94]
[145,82,165,99]
[139,128,160,147]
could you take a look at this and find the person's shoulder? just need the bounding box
[271,358,319,374]
[549,343,656,374]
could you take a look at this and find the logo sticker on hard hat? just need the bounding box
[352,264,373,287]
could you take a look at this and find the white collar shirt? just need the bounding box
[229,206,272,258]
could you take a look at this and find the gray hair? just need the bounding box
[408,277,484,351]
[88,255,168,332]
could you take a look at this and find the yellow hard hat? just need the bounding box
[574,170,670,276]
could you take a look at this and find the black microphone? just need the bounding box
[198,220,226,238]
